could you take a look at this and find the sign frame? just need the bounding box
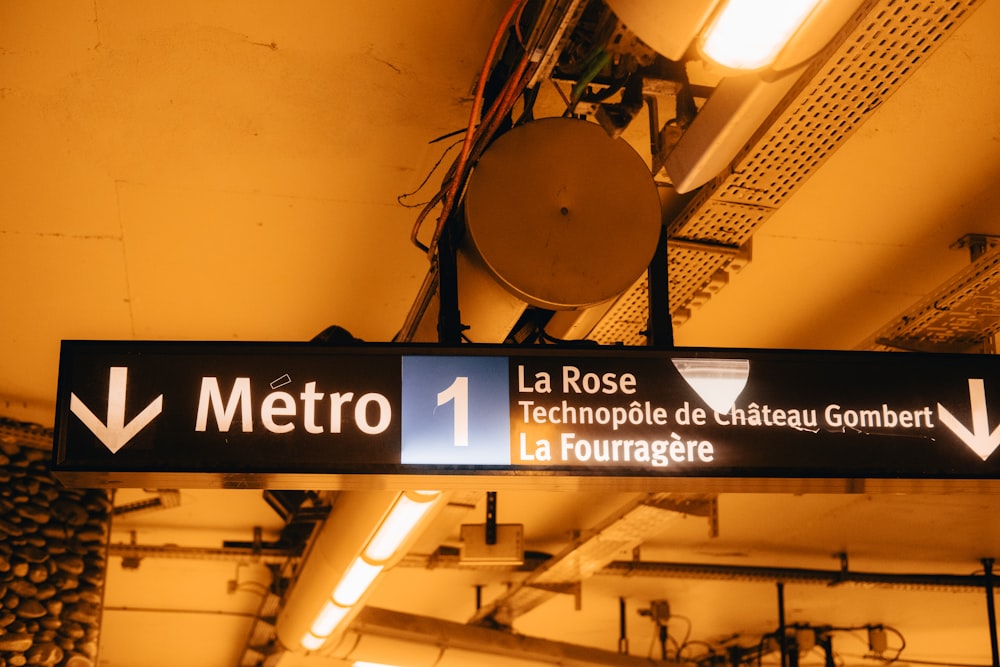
[52,340,1000,493]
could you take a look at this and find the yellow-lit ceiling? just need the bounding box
[3,1,1000,666]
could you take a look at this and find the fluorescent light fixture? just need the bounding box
[605,0,720,61]
[701,0,826,70]
[306,600,352,645]
[333,557,384,607]
[301,633,327,652]
[364,491,441,563]
[277,490,447,654]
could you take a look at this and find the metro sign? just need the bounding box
[52,340,1000,491]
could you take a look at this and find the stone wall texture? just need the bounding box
[0,420,109,667]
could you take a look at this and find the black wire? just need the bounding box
[678,639,719,662]
[514,82,541,125]
[650,622,988,667]
[428,127,467,144]
[396,138,463,209]
[537,328,599,347]
[885,624,907,662]
[756,634,772,667]
[670,614,693,659]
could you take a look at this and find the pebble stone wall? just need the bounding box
[0,420,109,667]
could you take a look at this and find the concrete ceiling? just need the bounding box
[3,1,1000,667]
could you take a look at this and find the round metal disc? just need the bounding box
[463,118,662,310]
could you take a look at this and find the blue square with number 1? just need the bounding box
[400,356,510,465]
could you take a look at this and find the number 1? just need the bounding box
[437,376,469,447]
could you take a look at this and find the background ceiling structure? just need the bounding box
[2,1,1000,667]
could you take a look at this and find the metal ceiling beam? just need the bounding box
[602,559,993,593]
[402,548,989,594]
[469,492,714,627]
[324,605,681,667]
[107,542,299,565]
[864,240,1000,353]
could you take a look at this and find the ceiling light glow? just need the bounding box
[308,600,352,641]
[702,0,825,70]
[364,491,441,563]
[301,632,327,651]
[333,557,384,607]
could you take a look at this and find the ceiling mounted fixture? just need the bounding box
[606,0,859,73]
[274,491,446,654]
[700,0,827,71]
[404,117,663,343]
[463,118,662,313]
[589,0,982,342]
[605,0,866,193]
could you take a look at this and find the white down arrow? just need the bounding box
[937,378,1000,461]
[70,366,163,454]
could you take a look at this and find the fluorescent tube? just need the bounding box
[333,557,384,607]
[702,0,826,70]
[364,491,441,563]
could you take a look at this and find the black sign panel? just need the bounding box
[52,340,1000,491]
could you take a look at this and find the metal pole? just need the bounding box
[485,491,497,545]
[436,218,463,345]
[646,224,673,349]
[777,582,788,667]
[983,558,999,667]
[618,597,629,655]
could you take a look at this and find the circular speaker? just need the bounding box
[463,118,661,311]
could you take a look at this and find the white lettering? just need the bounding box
[329,392,354,433]
[301,381,324,434]
[196,377,252,432]
[519,432,535,461]
[824,403,935,429]
[194,378,392,437]
[261,391,296,433]
[561,366,638,394]
[558,431,713,468]
[355,393,391,434]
